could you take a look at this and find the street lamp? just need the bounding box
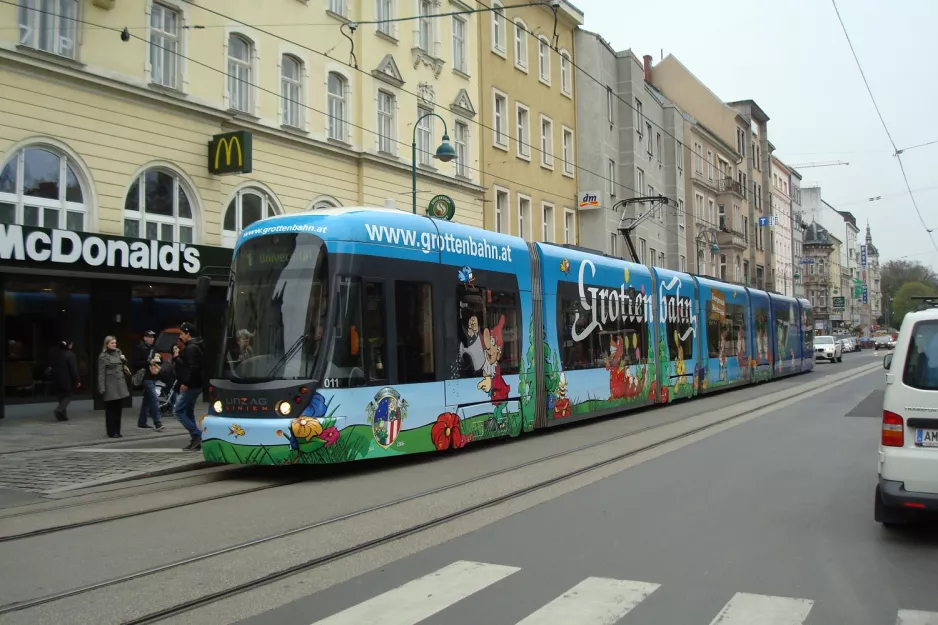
[412,112,457,214]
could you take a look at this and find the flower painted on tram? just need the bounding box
[648,380,658,402]
[318,426,340,447]
[661,386,670,403]
[291,416,323,442]
[560,258,570,275]
[302,392,328,419]
[228,424,246,438]
[431,412,466,450]
[553,372,572,419]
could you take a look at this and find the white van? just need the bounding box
[875,299,938,527]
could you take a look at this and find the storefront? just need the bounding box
[0,224,231,417]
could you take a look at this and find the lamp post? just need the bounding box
[412,112,457,214]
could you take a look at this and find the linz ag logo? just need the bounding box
[226,397,269,412]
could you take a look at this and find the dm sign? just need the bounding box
[208,131,253,175]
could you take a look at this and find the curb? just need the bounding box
[42,459,216,494]
[0,423,206,456]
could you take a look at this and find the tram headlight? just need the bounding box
[277,401,292,416]
[213,400,223,414]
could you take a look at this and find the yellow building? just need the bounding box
[478,0,583,243]
[0,0,490,411]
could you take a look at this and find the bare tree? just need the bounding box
[880,260,937,301]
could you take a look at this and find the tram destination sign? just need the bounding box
[0,224,231,277]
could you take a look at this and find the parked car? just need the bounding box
[814,336,843,362]
[875,304,938,527]
[840,337,858,353]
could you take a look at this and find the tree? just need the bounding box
[881,260,938,301]
[892,281,938,326]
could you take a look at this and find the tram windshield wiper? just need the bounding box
[263,334,312,379]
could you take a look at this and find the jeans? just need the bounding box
[138,380,162,427]
[174,386,202,439]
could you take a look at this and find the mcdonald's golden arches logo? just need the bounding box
[208,131,253,175]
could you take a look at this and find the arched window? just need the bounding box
[123,168,196,243]
[327,72,347,141]
[310,195,341,211]
[280,54,303,128]
[560,50,572,95]
[491,1,506,52]
[697,249,705,275]
[227,33,254,113]
[223,187,281,247]
[513,19,527,69]
[0,145,87,230]
[735,256,741,282]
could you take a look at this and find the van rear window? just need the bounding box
[903,320,938,390]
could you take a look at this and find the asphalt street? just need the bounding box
[238,361,938,625]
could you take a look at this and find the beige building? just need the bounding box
[479,1,583,243]
[0,0,488,246]
[648,56,754,285]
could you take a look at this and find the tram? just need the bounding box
[197,207,814,465]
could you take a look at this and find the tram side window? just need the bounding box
[558,281,649,370]
[663,295,694,361]
[803,309,814,349]
[328,278,387,387]
[774,302,791,353]
[396,281,435,384]
[707,299,743,358]
[454,283,521,379]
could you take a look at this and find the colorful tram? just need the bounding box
[200,208,815,465]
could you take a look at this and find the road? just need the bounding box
[230,356,938,625]
[4,352,935,625]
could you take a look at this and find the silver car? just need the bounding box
[814,335,843,362]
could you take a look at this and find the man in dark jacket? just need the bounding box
[50,339,80,421]
[133,330,165,431]
[174,322,205,451]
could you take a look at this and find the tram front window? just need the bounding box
[220,234,329,382]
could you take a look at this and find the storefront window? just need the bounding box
[123,168,197,243]
[4,277,91,403]
[0,145,87,230]
[222,187,282,247]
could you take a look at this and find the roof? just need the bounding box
[728,99,771,123]
[836,210,858,228]
[804,221,835,246]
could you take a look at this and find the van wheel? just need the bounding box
[874,485,905,528]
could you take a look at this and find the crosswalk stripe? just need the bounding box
[897,610,938,625]
[708,592,814,625]
[310,560,520,625]
[515,577,660,625]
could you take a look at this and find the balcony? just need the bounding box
[717,177,745,200]
[716,224,748,251]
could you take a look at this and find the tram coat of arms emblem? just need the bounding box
[366,387,408,449]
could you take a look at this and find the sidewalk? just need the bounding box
[0,397,214,500]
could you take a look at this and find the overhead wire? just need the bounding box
[829,0,938,254]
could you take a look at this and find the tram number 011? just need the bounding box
[322,378,340,389]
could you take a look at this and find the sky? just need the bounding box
[572,0,938,272]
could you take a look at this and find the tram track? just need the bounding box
[0,362,879,622]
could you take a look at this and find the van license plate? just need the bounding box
[915,429,938,447]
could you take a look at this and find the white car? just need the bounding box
[814,335,842,362]
[875,303,938,527]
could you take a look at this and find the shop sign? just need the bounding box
[0,225,231,276]
[208,131,253,175]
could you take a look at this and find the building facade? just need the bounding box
[648,55,752,283]
[0,0,492,410]
[770,156,793,296]
[861,223,883,330]
[729,100,771,290]
[790,169,805,299]
[479,0,583,244]
[803,222,836,334]
[836,210,861,329]
[574,34,686,268]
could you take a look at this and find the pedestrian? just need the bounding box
[133,330,165,431]
[50,339,80,421]
[97,335,131,438]
[174,322,204,451]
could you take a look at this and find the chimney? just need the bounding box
[643,55,653,83]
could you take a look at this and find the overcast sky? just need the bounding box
[573,0,938,272]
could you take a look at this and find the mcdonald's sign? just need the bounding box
[208,131,253,175]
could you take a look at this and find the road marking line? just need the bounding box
[897,610,938,625]
[709,592,814,625]
[310,560,519,625]
[515,577,660,625]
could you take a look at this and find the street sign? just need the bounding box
[758,216,780,227]
[854,285,864,298]
[860,245,867,267]
[862,284,869,304]
[833,296,845,308]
